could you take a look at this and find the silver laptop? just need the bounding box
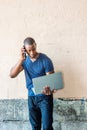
[32,72,64,94]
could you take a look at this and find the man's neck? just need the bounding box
[30,53,39,62]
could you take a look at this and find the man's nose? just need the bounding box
[31,51,34,55]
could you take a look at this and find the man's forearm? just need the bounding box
[10,59,23,78]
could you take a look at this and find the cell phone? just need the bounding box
[23,45,26,58]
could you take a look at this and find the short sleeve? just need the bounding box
[43,57,54,73]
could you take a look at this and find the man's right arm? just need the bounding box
[9,60,24,78]
[9,47,26,78]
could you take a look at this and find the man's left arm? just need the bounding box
[41,57,57,95]
[42,71,57,95]
[46,70,54,75]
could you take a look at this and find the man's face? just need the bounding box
[25,43,37,58]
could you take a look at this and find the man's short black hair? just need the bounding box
[24,37,36,45]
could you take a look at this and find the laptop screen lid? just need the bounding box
[32,72,64,95]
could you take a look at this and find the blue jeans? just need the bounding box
[28,94,54,130]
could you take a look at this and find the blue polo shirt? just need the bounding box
[22,53,54,96]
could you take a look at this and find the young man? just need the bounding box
[10,37,55,130]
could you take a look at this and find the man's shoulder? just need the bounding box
[40,53,53,65]
[40,53,49,59]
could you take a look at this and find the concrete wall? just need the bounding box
[0,99,87,130]
[0,0,87,99]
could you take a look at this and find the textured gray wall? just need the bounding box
[0,99,87,130]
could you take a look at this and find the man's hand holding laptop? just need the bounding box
[41,86,57,95]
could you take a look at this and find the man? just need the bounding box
[10,37,55,130]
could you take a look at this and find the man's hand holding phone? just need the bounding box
[20,46,26,61]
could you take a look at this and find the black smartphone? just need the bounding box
[23,45,26,58]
